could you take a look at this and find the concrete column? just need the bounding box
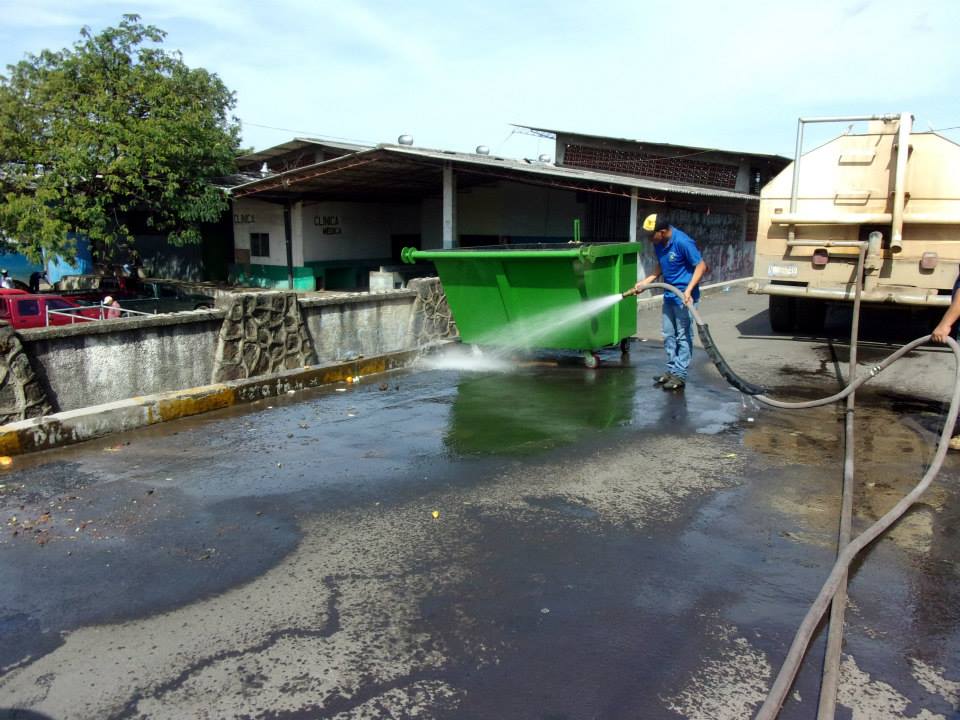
[628,188,641,280]
[442,163,457,249]
[291,200,305,268]
[283,201,294,290]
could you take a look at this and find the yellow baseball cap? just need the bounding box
[643,213,670,233]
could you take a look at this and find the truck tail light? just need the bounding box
[921,252,938,270]
[812,249,829,266]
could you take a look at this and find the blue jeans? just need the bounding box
[662,301,697,380]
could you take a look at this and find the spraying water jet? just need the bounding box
[402,243,639,367]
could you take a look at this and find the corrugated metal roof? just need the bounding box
[514,124,791,164]
[230,144,757,201]
[384,145,757,199]
[235,138,372,166]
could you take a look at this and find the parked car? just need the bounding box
[0,293,99,329]
[50,275,214,314]
[52,274,134,304]
[121,281,215,314]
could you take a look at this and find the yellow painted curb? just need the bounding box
[0,431,22,456]
[155,386,236,423]
[0,346,429,456]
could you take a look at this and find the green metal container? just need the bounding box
[401,243,638,363]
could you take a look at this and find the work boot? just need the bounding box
[662,375,686,391]
[653,373,672,384]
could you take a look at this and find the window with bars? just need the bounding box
[563,144,739,189]
[250,232,270,257]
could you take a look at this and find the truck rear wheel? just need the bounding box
[768,296,795,333]
[794,298,826,334]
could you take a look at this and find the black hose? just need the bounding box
[696,323,767,395]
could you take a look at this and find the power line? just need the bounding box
[240,121,377,146]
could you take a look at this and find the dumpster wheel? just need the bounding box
[619,338,631,355]
[583,351,600,369]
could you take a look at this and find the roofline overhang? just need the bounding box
[229,144,758,203]
[512,124,792,164]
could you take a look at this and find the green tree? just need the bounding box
[0,14,241,262]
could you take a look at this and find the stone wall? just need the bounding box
[0,326,52,424]
[212,292,317,382]
[22,312,224,413]
[13,288,451,414]
[408,277,458,345]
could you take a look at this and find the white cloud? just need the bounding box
[1,0,957,156]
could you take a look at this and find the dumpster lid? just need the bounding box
[401,242,638,264]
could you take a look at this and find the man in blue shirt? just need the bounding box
[633,214,708,391]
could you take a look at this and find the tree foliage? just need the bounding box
[0,15,241,261]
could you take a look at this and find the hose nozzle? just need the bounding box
[622,287,638,298]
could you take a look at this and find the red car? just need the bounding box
[0,292,100,329]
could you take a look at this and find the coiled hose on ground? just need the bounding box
[628,282,960,719]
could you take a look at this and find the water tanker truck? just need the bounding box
[748,112,960,332]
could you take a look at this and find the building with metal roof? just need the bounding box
[223,133,789,291]
[515,125,790,191]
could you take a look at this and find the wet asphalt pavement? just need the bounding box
[1,288,959,719]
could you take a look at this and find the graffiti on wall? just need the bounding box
[635,208,752,285]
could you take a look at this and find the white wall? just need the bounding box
[236,179,590,265]
[232,199,287,266]
[299,201,419,262]
[291,200,305,267]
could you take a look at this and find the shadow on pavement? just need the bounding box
[0,710,57,720]
[735,304,944,347]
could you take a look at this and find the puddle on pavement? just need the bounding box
[741,385,956,562]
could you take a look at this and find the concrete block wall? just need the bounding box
[15,291,431,413]
[21,312,224,413]
[300,292,419,362]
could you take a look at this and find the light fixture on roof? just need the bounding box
[476,145,490,155]
[538,154,552,163]
[398,134,414,146]
[259,162,269,176]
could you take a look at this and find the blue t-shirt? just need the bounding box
[654,227,703,305]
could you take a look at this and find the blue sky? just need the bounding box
[1,0,958,160]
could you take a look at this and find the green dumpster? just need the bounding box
[401,243,638,366]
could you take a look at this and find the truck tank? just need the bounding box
[748,113,960,332]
